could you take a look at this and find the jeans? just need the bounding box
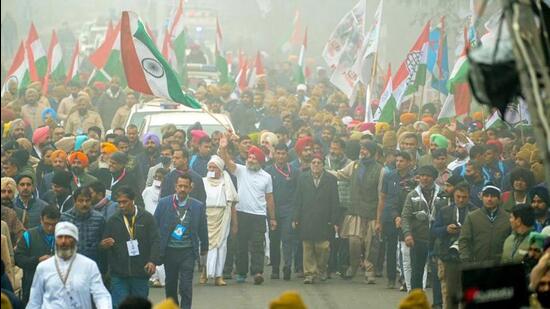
[410,240,429,290]
[382,221,398,283]
[236,211,266,276]
[269,213,297,272]
[164,247,195,309]
[111,276,149,308]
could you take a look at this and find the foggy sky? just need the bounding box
[1,0,473,70]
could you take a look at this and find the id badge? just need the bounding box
[127,239,140,256]
[105,190,112,200]
[171,224,187,240]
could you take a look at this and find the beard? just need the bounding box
[246,162,261,172]
[1,198,13,206]
[56,244,77,260]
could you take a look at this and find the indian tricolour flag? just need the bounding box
[88,20,126,85]
[42,30,65,94]
[294,27,308,85]
[1,42,29,96]
[392,21,430,108]
[25,23,48,82]
[65,41,81,84]
[248,51,265,89]
[374,64,397,123]
[215,17,229,85]
[438,27,471,120]
[120,11,200,109]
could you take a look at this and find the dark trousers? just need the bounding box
[236,211,266,276]
[382,221,398,283]
[410,240,429,290]
[223,233,236,276]
[269,214,296,272]
[328,236,349,274]
[164,247,195,309]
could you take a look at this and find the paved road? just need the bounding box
[149,271,433,308]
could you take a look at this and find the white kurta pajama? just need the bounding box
[26,253,111,309]
[203,168,238,279]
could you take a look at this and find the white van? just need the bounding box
[138,111,234,138]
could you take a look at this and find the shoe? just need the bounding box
[303,276,313,284]
[236,274,246,283]
[254,274,264,285]
[283,267,291,281]
[199,270,207,284]
[387,281,396,289]
[215,277,227,286]
[270,272,280,279]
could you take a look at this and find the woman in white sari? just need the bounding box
[201,155,238,286]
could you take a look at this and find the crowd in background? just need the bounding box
[1,59,549,309]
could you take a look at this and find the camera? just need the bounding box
[448,240,460,260]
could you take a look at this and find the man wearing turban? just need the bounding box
[68,152,98,191]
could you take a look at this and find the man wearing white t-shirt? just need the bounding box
[219,134,276,285]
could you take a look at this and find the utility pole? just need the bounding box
[502,0,550,183]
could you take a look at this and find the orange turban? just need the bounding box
[50,149,68,161]
[472,111,483,121]
[101,142,118,154]
[421,116,436,127]
[400,113,417,125]
[68,151,89,168]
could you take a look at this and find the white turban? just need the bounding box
[208,155,225,171]
[55,221,79,242]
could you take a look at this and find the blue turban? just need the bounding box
[41,108,57,122]
[142,132,160,147]
[74,135,89,151]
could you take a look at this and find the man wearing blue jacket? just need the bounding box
[155,173,208,309]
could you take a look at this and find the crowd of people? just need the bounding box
[1,58,549,309]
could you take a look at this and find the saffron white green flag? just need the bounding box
[25,23,47,81]
[65,41,81,84]
[120,11,200,109]
[374,64,396,123]
[1,42,29,96]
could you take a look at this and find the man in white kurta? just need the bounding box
[26,221,111,309]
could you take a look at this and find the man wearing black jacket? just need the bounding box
[15,205,60,304]
[101,186,160,308]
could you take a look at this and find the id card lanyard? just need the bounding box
[123,207,138,239]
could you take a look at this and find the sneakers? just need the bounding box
[303,276,313,284]
[283,267,291,281]
[236,274,246,283]
[254,274,264,285]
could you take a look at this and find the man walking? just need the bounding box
[101,186,160,307]
[155,174,208,309]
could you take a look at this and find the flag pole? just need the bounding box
[199,103,231,131]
